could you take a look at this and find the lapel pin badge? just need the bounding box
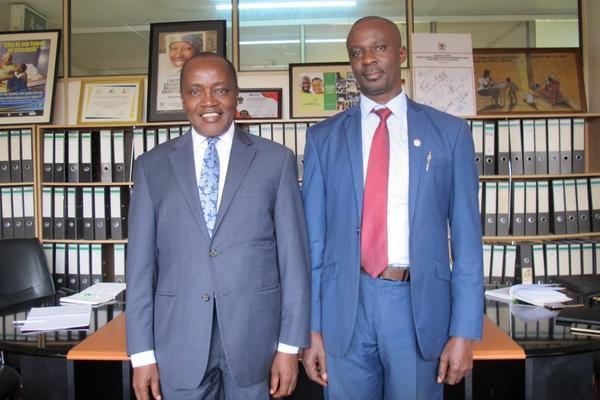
[413,139,421,147]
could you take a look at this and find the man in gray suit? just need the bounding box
[126,53,311,400]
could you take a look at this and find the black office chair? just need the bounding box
[0,238,55,311]
[0,364,21,400]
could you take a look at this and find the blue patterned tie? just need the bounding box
[198,137,220,237]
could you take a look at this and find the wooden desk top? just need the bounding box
[67,313,524,362]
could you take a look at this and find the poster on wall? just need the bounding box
[0,30,60,125]
[235,88,282,119]
[147,20,226,122]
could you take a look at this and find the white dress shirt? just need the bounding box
[131,124,297,368]
[360,92,410,267]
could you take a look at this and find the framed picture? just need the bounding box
[0,30,60,124]
[473,48,586,114]
[77,78,144,125]
[236,88,282,120]
[147,20,226,122]
[289,62,360,119]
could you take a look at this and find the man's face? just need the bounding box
[169,41,196,68]
[311,79,324,94]
[301,76,311,93]
[346,19,406,104]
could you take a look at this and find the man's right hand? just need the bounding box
[132,364,162,400]
[302,332,328,387]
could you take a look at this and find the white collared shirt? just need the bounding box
[360,92,410,266]
[130,123,298,368]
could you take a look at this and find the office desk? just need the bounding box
[0,297,124,400]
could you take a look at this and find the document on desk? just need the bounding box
[60,282,126,307]
[18,305,92,334]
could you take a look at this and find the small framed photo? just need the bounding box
[289,62,360,119]
[236,88,282,120]
[77,78,144,125]
[0,30,60,125]
[473,48,586,114]
[147,20,226,122]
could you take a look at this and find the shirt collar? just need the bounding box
[191,122,235,148]
[359,90,407,120]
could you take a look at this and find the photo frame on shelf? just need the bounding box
[473,48,587,115]
[0,30,60,125]
[236,88,282,120]
[147,20,226,122]
[289,62,361,119]
[77,78,144,125]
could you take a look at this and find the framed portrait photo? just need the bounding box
[0,30,60,125]
[289,62,360,119]
[77,78,144,125]
[473,48,586,115]
[236,88,282,120]
[147,20,226,122]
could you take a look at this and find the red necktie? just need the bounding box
[361,108,392,278]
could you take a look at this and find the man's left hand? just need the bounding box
[270,351,299,398]
[437,337,473,385]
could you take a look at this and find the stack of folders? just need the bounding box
[43,243,126,292]
[485,284,571,308]
[0,128,34,183]
[482,240,600,287]
[478,177,600,236]
[470,118,585,176]
[60,282,126,307]
[0,186,35,239]
[15,304,92,334]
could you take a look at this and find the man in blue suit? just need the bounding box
[301,16,483,399]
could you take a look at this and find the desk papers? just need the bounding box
[485,284,572,307]
[18,305,91,334]
[60,282,126,307]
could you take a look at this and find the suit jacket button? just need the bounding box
[202,294,210,302]
[209,249,219,257]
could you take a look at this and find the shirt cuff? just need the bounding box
[277,342,300,354]
[130,350,157,368]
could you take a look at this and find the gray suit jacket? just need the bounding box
[126,127,310,389]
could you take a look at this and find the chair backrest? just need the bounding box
[0,238,55,310]
[0,364,21,398]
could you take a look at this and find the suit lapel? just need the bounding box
[407,98,427,224]
[345,107,364,220]
[212,128,256,236]
[168,130,211,242]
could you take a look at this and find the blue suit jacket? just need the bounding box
[302,98,483,360]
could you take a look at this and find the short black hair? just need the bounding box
[180,52,238,91]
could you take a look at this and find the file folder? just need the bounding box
[504,245,517,286]
[43,243,54,277]
[112,130,127,182]
[1,188,13,238]
[145,128,156,152]
[91,244,103,284]
[522,119,535,174]
[53,131,66,182]
[42,131,54,182]
[54,243,66,289]
[157,128,168,145]
[532,244,546,284]
[0,130,9,182]
[9,129,22,182]
[284,123,297,154]
[483,121,496,175]
[80,131,92,182]
[78,244,92,290]
[484,181,497,236]
[113,244,126,283]
[525,181,537,235]
[496,181,510,236]
[557,242,570,276]
[483,244,492,284]
[582,242,594,275]
[133,127,145,160]
[545,243,559,283]
[109,187,128,239]
[169,126,181,139]
[11,187,24,238]
[512,181,526,235]
[42,187,53,239]
[66,187,82,240]
[534,119,547,174]
[272,123,284,146]
[576,178,590,233]
[67,130,80,182]
[559,119,572,173]
[547,119,560,174]
[563,179,578,234]
[497,120,510,175]
[490,245,504,286]
[23,186,34,237]
[53,187,66,240]
[248,124,260,137]
[94,187,108,240]
[20,129,33,182]
[552,180,567,235]
[260,124,273,140]
[296,123,308,181]
[572,118,585,173]
[518,243,534,285]
[67,243,79,291]
[82,187,94,240]
[478,182,483,218]
[99,130,113,182]
[537,181,550,235]
[591,178,600,232]
[569,242,582,276]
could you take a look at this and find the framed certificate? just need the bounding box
[77,78,144,125]
[236,88,282,120]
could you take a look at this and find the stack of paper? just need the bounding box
[60,282,126,307]
[17,305,92,334]
[485,284,572,307]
